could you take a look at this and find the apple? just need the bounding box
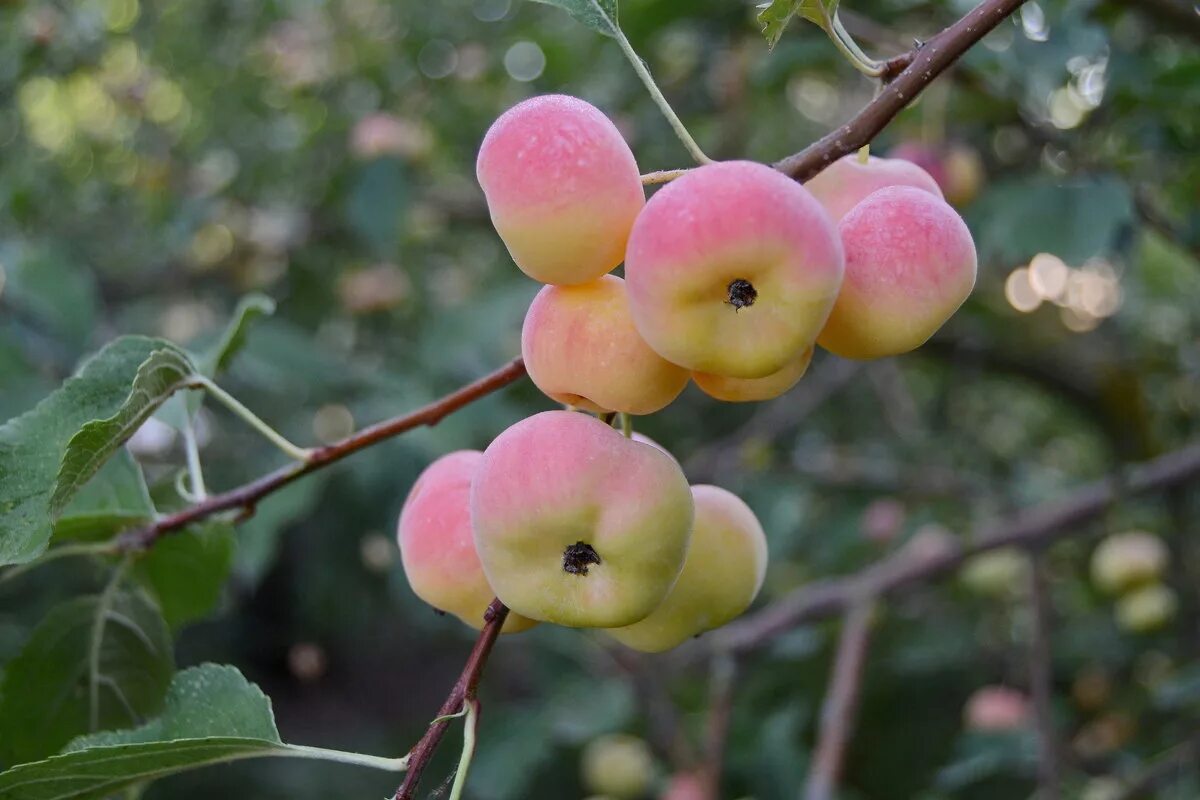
[804,153,942,222]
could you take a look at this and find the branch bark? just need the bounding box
[394,599,510,800]
[804,602,875,800]
[116,358,527,552]
[774,0,1032,181]
[1028,554,1061,800]
[712,441,1200,653]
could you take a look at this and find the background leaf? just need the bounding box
[0,591,174,766]
[199,293,277,378]
[0,337,184,566]
[527,0,620,38]
[134,524,235,630]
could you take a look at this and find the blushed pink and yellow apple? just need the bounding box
[476,94,644,285]
[397,451,536,633]
[624,160,843,379]
[608,485,767,652]
[471,411,694,628]
[804,153,943,222]
[692,347,813,402]
[818,186,977,359]
[522,275,689,414]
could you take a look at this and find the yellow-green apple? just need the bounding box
[397,451,536,633]
[476,94,644,285]
[960,548,1028,599]
[804,153,943,222]
[471,410,693,627]
[692,347,813,402]
[608,485,767,652]
[581,734,656,799]
[522,274,689,414]
[1090,531,1168,595]
[1115,583,1177,633]
[624,160,843,379]
[818,185,977,359]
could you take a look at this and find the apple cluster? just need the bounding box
[396,93,979,651]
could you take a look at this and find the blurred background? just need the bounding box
[1,0,1198,797]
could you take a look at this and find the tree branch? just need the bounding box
[804,602,875,800]
[394,599,510,800]
[712,441,1200,653]
[116,358,527,552]
[1028,554,1061,800]
[774,0,1031,181]
[701,654,738,800]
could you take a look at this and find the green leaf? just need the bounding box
[0,664,407,800]
[527,0,620,38]
[0,591,174,766]
[53,450,156,544]
[0,337,184,566]
[135,523,235,629]
[50,347,198,518]
[756,0,839,47]
[200,293,277,378]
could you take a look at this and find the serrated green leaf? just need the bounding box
[50,347,197,518]
[0,337,183,567]
[201,293,277,378]
[54,450,156,544]
[135,523,235,629]
[528,0,620,38]
[0,591,174,766]
[756,0,838,47]
[0,665,406,800]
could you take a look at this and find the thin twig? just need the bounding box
[775,0,1033,181]
[1027,553,1061,800]
[1112,735,1200,800]
[711,441,1200,653]
[805,601,875,800]
[701,654,738,800]
[394,599,510,800]
[116,359,527,552]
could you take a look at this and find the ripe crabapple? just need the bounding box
[660,772,708,800]
[476,95,644,285]
[888,141,986,207]
[692,347,813,403]
[608,485,767,652]
[397,451,536,633]
[817,185,977,360]
[580,734,656,799]
[471,411,694,628]
[1090,531,1168,595]
[522,274,689,414]
[804,153,942,222]
[963,685,1031,732]
[624,160,843,379]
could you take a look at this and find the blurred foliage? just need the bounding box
[0,0,1198,797]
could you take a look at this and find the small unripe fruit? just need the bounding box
[608,485,767,652]
[472,411,694,628]
[692,347,813,403]
[963,685,1031,732]
[397,451,536,633]
[476,95,645,285]
[522,275,689,414]
[960,548,1028,598]
[581,734,656,799]
[804,153,943,222]
[625,161,843,379]
[1115,583,1177,633]
[942,144,986,206]
[1090,531,1168,595]
[818,186,977,360]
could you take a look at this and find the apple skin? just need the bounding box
[471,410,694,628]
[522,274,689,414]
[581,734,656,799]
[804,153,943,222]
[1090,531,1168,595]
[476,94,645,286]
[692,347,813,402]
[817,185,977,360]
[397,451,536,633]
[608,484,767,652]
[624,160,843,379]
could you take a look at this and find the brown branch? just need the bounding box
[117,358,527,551]
[394,599,510,800]
[804,602,875,800]
[774,0,1031,181]
[1027,554,1061,800]
[700,654,738,800]
[712,441,1200,653]
[1112,735,1200,800]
